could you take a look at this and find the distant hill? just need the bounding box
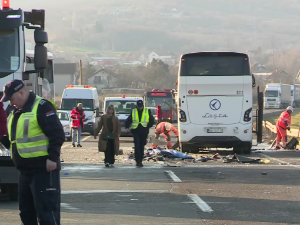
[11,0,300,55]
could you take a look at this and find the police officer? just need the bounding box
[125,99,154,167]
[0,80,65,225]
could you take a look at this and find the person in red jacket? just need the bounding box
[0,102,8,137]
[275,106,293,150]
[152,122,178,149]
[71,103,86,147]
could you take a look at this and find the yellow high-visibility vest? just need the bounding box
[131,108,149,129]
[7,96,56,158]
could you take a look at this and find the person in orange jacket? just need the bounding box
[152,122,178,149]
[275,106,293,149]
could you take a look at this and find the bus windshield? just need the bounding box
[181,53,250,76]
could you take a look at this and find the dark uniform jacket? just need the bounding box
[7,92,65,174]
[125,107,154,135]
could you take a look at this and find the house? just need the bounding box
[54,63,78,96]
[90,57,119,66]
[251,62,272,76]
[87,69,118,91]
[147,51,176,66]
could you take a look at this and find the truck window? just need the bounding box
[0,28,20,77]
[265,90,278,97]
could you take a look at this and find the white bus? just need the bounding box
[177,52,254,154]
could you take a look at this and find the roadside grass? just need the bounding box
[265,109,300,129]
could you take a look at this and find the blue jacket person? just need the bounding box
[0,80,65,225]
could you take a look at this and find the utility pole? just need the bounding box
[79,59,83,85]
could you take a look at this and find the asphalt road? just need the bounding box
[1,126,300,224]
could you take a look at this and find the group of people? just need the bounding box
[92,99,179,168]
[1,78,293,224]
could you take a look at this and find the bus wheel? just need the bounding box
[180,143,199,153]
[233,142,251,155]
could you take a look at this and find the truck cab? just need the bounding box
[0,0,50,201]
[264,83,291,109]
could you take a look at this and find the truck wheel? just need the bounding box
[7,184,18,201]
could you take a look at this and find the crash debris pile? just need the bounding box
[126,148,269,165]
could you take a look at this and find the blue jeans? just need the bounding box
[72,125,82,145]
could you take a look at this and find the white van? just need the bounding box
[60,85,100,135]
[103,95,143,135]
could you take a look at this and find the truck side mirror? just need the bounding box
[33,29,48,71]
[252,74,256,88]
[34,45,47,70]
[35,29,48,44]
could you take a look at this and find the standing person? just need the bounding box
[71,103,85,147]
[275,106,293,150]
[0,102,7,137]
[94,105,121,167]
[125,100,154,167]
[0,79,65,225]
[152,122,179,149]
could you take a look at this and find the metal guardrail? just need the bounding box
[263,120,300,138]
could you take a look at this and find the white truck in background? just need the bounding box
[264,83,291,109]
[293,84,300,107]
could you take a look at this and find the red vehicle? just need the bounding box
[144,89,177,123]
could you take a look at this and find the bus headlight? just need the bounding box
[244,107,252,122]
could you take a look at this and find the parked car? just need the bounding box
[57,110,71,141]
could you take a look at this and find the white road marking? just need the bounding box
[61,190,169,194]
[259,153,300,168]
[188,194,213,213]
[61,203,80,211]
[165,170,182,182]
[62,136,91,149]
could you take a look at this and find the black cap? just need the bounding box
[137,99,143,107]
[0,79,25,102]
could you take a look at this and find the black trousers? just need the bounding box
[133,132,148,163]
[105,139,115,164]
[19,170,61,225]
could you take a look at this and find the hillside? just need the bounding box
[11,0,300,55]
